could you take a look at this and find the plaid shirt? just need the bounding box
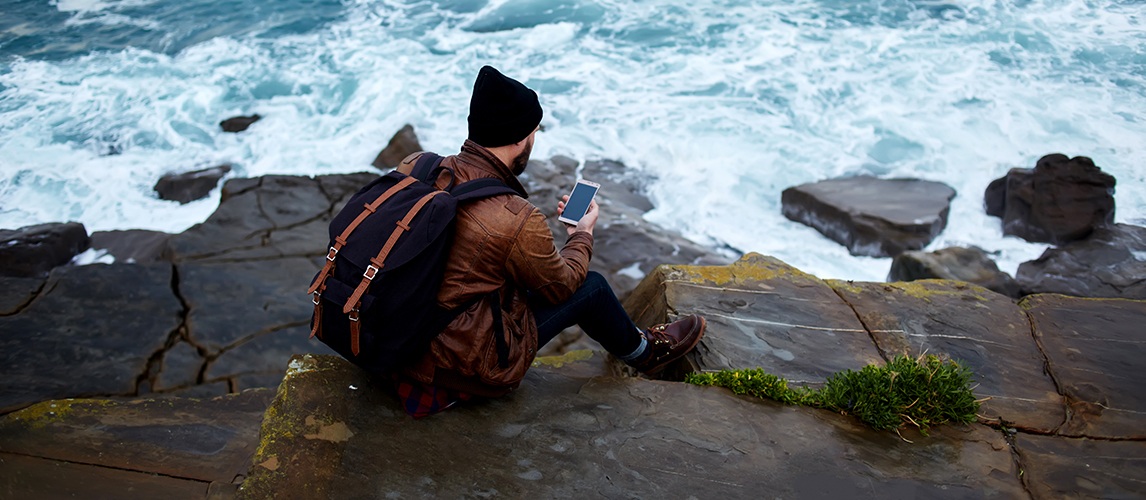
[395,378,471,418]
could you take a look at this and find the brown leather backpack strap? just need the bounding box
[307,176,418,295]
[348,307,361,355]
[309,282,325,339]
[342,190,447,315]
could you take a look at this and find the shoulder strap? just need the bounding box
[451,178,519,203]
[411,153,444,182]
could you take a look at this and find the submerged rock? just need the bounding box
[781,176,956,257]
[371,124,422,170]
[888,246,1020,298]
[0,222,90,278]
[154,164,232,204]
[220,114,261,133]
[1015,223,1146,299]
[986,153,1116,245]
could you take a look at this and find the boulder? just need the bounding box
[1022,294,1146,439]
[781,176,956,257]
[220,114,261,133]
[90,229,173,264]
[1015,224,1146,299]
[986,154,1116,244]
[0,222,90,278]
[371,124,422,170]
[154,164,232,204]
[888,246,1020,298]
[240,353,1026,498]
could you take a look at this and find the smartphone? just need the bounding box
[557,179,600,226]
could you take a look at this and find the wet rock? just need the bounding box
[888,246,1020,298]
[1022,294,1146,439]
[0,455,207,498]
[180,258,335,387]
[220,114,261,133]
[371,124,422,170]
[827,280,1064,432]
[984,176,1007,217]
[155,340,204,392]
[0,389,273,494]
[781,176,956,257]
[169,173,376,263]
[0,276,45,316]
[0,222,90,278]
[0,264,181,413]
[90,229,173,264]
[154,164,232,204]
[624,253,884,383]
[986,154,1116,244]
[1015,433,1146,499]
[1015,224,1146,299]
[240,353,1025,498]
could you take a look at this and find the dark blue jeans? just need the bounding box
[531,271,642,357]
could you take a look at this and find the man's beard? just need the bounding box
[510,138,533,176]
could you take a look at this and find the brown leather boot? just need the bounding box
[629,314,706,376]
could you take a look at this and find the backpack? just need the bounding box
[306,152,519,375]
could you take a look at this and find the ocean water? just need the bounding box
[2,0,1144,281]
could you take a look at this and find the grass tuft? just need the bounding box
[685,354,979,434]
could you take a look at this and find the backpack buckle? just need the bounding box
[348,308,360,322]
[363,264,380,280]
[326,247,338,262]
[312,291,321,305]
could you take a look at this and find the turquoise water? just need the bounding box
[2,0,1144,280]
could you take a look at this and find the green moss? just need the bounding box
[532,350,594,368]
[8,399,115,429]
[829,279,992,304]
[687,354,980,434]
[675,252,818,286]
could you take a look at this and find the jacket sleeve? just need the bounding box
[505,207,594,305]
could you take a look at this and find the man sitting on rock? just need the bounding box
[392,65,706,417]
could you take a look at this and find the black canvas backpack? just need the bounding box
[306,153,518,374]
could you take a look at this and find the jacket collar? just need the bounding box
[456,139,529,199]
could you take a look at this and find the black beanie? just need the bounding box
[467,66,543,148]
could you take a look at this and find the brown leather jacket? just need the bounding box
[395,140,593,396]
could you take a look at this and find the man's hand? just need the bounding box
[557,195,599,236]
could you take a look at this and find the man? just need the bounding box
[393,66,706,417]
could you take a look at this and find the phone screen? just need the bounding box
[562,182,599,223]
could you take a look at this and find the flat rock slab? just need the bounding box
[0,264,181,413]
[624,253,884,384]
[1014,433,1146,499]
[240,354,1025,499]
[781,176,956,257]
[0,389,273,485]
[180,257,336,383]
[170,173,376,263]
[827,280,1065,433]
[0,453,208,499]
[1022,294,1146,439]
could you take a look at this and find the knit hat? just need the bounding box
[467,66,543,148]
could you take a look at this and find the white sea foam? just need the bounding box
[2,0,1144,281]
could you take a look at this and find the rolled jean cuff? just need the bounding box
[617,336,647,362]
